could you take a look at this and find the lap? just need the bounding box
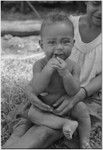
[84,91,102,120]
[71,91,102,121]
[3,117,62,149]
[2,118,33,148]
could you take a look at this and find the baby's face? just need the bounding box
[40,22,74,60]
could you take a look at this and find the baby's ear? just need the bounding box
[39,40,43,49]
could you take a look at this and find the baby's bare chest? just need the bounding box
[46,72,64,94]
[41,72,65,105]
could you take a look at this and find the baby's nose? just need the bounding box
[54,48,62,55]
[56,43,63,50]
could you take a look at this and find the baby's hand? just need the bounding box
[56,57,67,69]
[56,57,68,77]
[45,57,61,72]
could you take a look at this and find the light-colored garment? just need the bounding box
[69,15,102,87]
[69,15,102,120]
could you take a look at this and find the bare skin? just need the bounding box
[28,105,78,140]
[3,123,62,149]
[27,18,91,148]
[27,21,81,139]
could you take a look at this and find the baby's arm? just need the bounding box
[25,84,53,112]
[31,57,62,95]
[63,61,80,96]
[25,58,55,112]
[57,57,80,96]
[31,59,53,95]
[26,58,62,111]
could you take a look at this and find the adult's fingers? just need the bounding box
[30,97,53,112]
[33,102,52,112]
[53,96,65,108]
[35,102,53,112]
[57,105,72,116]
[54,99,69,113]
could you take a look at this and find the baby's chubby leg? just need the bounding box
[28,105,78,139]
[71,102,91,148]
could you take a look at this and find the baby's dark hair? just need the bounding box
[40,10,74,37]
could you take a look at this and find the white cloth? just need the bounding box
[69,15,102,87]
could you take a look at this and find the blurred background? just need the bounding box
[1,1,86,20]
[1,1,87,54]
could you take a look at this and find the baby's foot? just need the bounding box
[81,141,91,149]
[63,120,78,140]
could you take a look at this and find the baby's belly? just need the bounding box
[39,93,63,106]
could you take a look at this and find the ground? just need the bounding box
[1,2,102,149]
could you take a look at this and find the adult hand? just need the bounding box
[30,95,54,112]
[53,88,87,116]
[26,85,53,113]
[53,95,75,116]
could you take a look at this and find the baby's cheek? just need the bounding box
[45,51,53,58]
[67,49,72,56]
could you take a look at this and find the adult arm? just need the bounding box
[25,84,53,111]
[73,73,102,104]
[83,74,102,96]
[54,73,101,115]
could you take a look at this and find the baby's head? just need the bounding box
[39,11,75,60]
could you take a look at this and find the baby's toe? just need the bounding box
[63,129,72,140]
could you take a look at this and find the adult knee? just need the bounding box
[71,102,89,119]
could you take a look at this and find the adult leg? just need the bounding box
[2,118,33,148]
[71,102,91,148]
[28,105,78,139]
[3,125,62,148]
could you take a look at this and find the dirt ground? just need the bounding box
[1,2,102,149]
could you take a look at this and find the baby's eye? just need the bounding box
[62,39,71,45]
[48,40,56,45]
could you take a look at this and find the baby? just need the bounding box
[28,13,80,138]
[24,11,90,148]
